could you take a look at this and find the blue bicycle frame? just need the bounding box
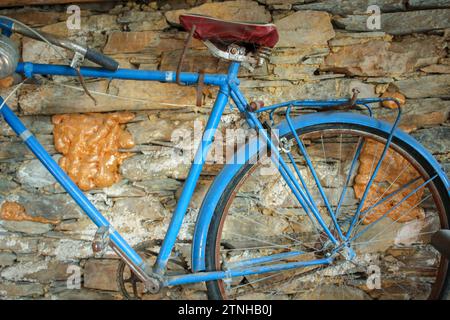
[1,46,449,289]
[0,59,340,286]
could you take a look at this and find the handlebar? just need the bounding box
[0,16,119,71]
[84,47,119,71]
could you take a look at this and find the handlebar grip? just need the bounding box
[85,47,119,71]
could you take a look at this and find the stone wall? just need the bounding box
[0,0,449,299]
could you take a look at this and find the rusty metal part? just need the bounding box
[176,25,206,107]
[247,100,264,112]
[112,241,162,297]
[116,240,189,300]
[196,70,205,107]
[92,226,110,257]
[324,88,361,111]
[176,25,196,85]
[75,68,97,105]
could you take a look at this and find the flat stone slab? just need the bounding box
[294,0,405,15]
[0,220,53,235]
[334,9,450,35]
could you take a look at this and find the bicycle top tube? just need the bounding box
[15,62,234,88]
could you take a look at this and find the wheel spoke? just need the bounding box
[212,128,447,300]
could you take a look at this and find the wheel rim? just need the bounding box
[212,127,448,300]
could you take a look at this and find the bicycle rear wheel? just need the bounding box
[205,122,450,300]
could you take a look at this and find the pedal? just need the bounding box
[92,225,110,257]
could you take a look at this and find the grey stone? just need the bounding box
[18,80,198,115]
[117,10,168,31]
[294,0,405,15]
[15,252,40,263]
[0,252,16,266]
[126,115,200,145]
[0,136,55,160]
[395,75,450,99]
[164,1,271,25]
[11,193,83,221]
[133,178,182,193]
[0,259,49,282]
[408,0,450,9]
[273,64,319,80]
[0,115,53,137]
[334,9,450,35]
[120,150,191,181]
[52,216,95,237]
[108,195,167,244]
[275,10,335,47]
[294,284,372,300]
[0,159,21,173]
[21,261,72,283]
[40,14,119,35]
[0,282,44,298]
[0,86,19,111]
[323,35,446,77]
[270,47,330,65]
[48,287,120,300]
[0,233,39,254]
[374,98,450,131]
[412,126,450,155]
[16,156,59,189]
[252,78,375,105]
[38,238,93,261]
[329,31,390,47]
[0,179,19,195]
[101,180,146,198]
[111,196,165,222]
[421,64,450,74]
[0,220,53,235]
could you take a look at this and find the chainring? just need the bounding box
[116,240,189,300]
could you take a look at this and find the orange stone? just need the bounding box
[354,139,425,225]
[0,76,14,88]
[381,91,406,109]
[52,112,135,191]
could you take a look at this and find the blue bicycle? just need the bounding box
[0,14,449,300]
